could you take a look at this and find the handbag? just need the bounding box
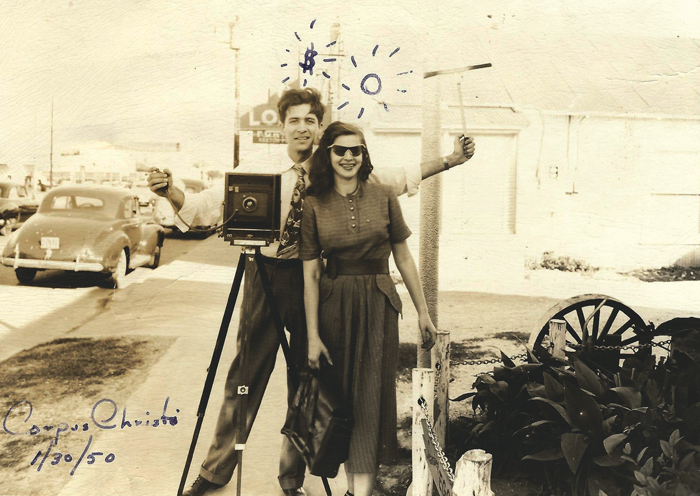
[281,366,354,478]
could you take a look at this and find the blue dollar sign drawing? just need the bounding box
[299,43,318,76]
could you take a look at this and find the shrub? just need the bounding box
[452,323,700,496]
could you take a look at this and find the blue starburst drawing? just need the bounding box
[280,22,413,119]
[339,45,413,119]
[281,19,339,89]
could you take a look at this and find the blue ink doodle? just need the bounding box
[29,434,116,475]
[342,84,350,91]
[310,19,316,29]
[357,108,364,119]
[299,43,318,76]
[326,41,336,48]
[360,73,382,96]
[322,71,331,79]
[3,397,179,445]
[295,32,301,42]
[372,45,378,57]
[337,101,349,110]
[389,47,400,57]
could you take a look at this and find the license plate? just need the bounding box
[41,237,60,250]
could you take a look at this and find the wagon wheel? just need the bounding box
[529,294,654,365]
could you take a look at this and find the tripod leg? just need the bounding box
[177,251,247,496]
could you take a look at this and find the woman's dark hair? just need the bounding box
[307,121,374,197]
[277,88,325,124]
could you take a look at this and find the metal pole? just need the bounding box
[230,18,240,169]
[418,76,441,369]
[49,97,54,188]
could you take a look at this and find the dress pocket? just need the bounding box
[375,274,403,315]
[319,275,334,304]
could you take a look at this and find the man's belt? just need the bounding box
[325,258,389,279]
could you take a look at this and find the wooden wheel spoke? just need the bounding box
[565,321,582,343]
[599,308,620,339]
[612,318,634,336]
[575,307,587,335]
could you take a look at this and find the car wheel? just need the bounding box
[109,249,128,289]
[15,268,37,284]
[148,244,161,269]
[1,217,17,236]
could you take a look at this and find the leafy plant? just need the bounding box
[452,325,700,496]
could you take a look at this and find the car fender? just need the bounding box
[141,223,165,253]
[97,232,131,271]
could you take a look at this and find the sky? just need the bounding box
[1,0,698,174]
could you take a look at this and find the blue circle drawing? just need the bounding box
[360,73,382,96]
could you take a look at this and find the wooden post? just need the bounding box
[549,319,567,358]
[418,74,442,370]
[432,331,450,448]
[452,449,494,496]
[411,368,434,496]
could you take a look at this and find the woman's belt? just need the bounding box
[325,258,389,279]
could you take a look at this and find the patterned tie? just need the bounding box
[277,164,306,258]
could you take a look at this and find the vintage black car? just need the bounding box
[1,185,164,287]
[0,182,40,236]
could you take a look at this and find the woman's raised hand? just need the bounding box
[308,336,333,369]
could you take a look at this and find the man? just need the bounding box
[148,88,475,496]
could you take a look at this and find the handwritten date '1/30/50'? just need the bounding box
[30,435,112,476]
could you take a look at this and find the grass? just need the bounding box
[2,337,168,405]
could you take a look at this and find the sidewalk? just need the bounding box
[53,236,700,496]
[55,238,344,496]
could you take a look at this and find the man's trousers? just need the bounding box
[198,256,308,490]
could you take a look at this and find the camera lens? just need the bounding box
[242,197,258,212]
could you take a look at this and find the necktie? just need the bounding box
[277,164,306,257]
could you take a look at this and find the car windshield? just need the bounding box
[40,194,119,218]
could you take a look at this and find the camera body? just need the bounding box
[223,173,281,246]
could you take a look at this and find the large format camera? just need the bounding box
[222,173,281,246]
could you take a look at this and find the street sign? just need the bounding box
[251,130,286,145]
[420,418,453,496]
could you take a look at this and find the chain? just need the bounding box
[417,397,455,483]
[455,353,529,367]
[566,339,672,352]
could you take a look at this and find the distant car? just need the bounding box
[0,182,40,236]
[153,178,222,232]
[1,185,164,287]
[132,181,157,208]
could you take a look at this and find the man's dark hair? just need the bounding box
[307,121,374,197]
[277,88,325,124]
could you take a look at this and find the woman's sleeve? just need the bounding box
[388,190,412,243]
[299,198,323,260]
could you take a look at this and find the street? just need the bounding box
[0,226,226,363]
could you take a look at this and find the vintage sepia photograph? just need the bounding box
[1,1,699,495]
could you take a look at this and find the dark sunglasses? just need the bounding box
[327,144,366,157]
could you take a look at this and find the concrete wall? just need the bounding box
[368,112,700,281]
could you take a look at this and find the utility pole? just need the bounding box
[229,18,240,168]
[49,97,54,188]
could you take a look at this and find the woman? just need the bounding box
[299,121,438,496]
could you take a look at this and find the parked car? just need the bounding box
[131,180,157,208]
[1,185,164,287]
[0,182,40,236]
[153,178,222,232]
